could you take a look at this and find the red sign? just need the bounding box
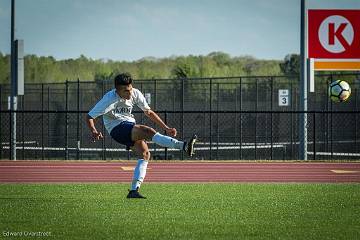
[308,10,360,59]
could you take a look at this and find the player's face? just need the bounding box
[116,84,133,100]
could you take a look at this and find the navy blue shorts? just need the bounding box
[110,121,135,149]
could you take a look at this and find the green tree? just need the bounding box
[0,52,10,84]
[0,51,285,84]
[280,54,300,75]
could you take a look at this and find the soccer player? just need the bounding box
[86,73,197,199]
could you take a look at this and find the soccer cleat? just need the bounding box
[126,188,146,199]
[184,134,197,157]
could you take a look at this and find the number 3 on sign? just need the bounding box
[279,89,290,106]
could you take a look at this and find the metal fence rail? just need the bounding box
[0,110,359,160]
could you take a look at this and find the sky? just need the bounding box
[0,0,359,61]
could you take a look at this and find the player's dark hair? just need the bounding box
[114,73,133,87]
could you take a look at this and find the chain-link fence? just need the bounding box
[1,73,360,160]
[0,110,359,160]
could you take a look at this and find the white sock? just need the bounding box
[131,159,148,191]
[152,132,185,150]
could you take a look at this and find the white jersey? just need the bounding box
[88,88,150,133]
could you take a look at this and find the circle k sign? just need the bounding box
[308,10,360,59]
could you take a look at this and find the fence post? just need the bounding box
[20,95,24,160]
[0,84,2,159]
[255,78,258,160]
[47,86,50,150]
[154,79,157,110]
[9,95,17,160]
[216,83,219,160]
[209,78,212,160]
[153,79,158,157]
[9,110,11,160]
[173,85,176,112]
[140,82,144,123]
[65,80,69,160]
[181,78,184,160]
[330,75,333,160]
[330,109,333,160]
[164,111,168,160]
[239,77,242,160]
[290,80,294,160]
[77,78,80,160]
[356,88,358,154]
[270,76,273,160]
[313,112,316,160]
[102,80,105,160]
[41,84,44,160]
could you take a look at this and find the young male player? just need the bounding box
[86,73,197,199]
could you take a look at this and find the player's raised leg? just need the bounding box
[127,140,150,199]
[131,124,197,156]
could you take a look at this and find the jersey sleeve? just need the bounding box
[134,89,151,111]
[88,93,115,119]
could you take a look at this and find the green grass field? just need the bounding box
[0,183,359,240]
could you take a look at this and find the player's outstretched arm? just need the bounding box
[86,115,103,142]
[144,110,177,137]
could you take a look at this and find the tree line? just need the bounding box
[0,51,300,84]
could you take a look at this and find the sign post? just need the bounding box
[299,0,308,160]
[10,0,24,160]
[10,0,16,160]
